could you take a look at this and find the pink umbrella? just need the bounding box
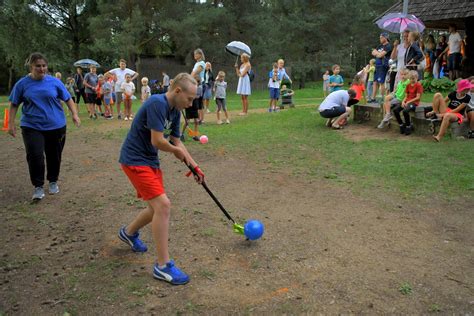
[376,12,425,33]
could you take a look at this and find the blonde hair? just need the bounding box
[399,68,409,75]
[241,53,250,62]
[408,70,418,80]
[170,73,197,92]
[369,59,375,65]
[55,72,62,79]
[194,48,205,61]
[218,71,225,77]
[409,31,420,42]
[141,77,149,84]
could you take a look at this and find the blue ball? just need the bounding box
[244,220,264,240]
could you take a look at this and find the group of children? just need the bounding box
[321,63,474,140]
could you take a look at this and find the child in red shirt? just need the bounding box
[393,71,423,135]
[350,74,366,104]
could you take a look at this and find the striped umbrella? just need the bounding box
[376,13,425,33]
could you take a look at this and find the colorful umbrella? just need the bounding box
[73,59,100,68]
[376,13,425,33]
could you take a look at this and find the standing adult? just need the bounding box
[424,34,436,74]
[369,32,392,103]
[73,67,86,110]
[8,52,81,200]
[105,59,139,119]
[391,30,410,90]
[190,49,206,123]
[83,65,99,119]
[162,71,170,92]
[440,24,463,80]
[235,53,251,115]
[202,62,214,115]
[404,31,425,79]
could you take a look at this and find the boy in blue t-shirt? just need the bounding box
[118,73,204,285]
[329,64,344,93]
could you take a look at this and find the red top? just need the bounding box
[405,82,423,105]
[350,83,365,101]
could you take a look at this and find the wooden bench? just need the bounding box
[353,102,470,137]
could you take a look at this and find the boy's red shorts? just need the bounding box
[121,165,165,200]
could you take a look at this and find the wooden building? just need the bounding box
[378,0,474,76]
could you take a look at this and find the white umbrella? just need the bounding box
[225,41,251,56]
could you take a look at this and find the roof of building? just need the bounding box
[377,0,474,30]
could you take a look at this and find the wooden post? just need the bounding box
[463,16,474,77]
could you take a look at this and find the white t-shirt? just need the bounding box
[121,82,135,96]
[448,32,462,54]
[396,43,408,71]
[319,90,349,112]
[109,68,136,92]
[141,85,151,99]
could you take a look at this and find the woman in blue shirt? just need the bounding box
[8,52,81,201]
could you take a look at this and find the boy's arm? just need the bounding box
[450,103,466,113]
[406,93,421,105]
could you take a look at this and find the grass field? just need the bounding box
[1,82,470,202]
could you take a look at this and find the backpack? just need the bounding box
[248,69,255,82]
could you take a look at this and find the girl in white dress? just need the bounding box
[235,53,251,115]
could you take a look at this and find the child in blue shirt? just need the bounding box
[268,63,281,112]
[329,64,344,93]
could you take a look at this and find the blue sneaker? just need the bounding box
[118,226,148,252]
[153,261,190,285]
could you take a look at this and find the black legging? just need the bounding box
[21,126,66,187]
[75,88,87,105]
[393,103,416,126]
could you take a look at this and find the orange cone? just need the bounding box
[2,108,9,131]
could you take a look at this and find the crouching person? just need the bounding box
[318,89,356,129]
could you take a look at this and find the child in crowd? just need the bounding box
[377,68,410,129]
[185,74,202,140]
[121,74,136,121]
[102,74,113,119]
[55,72,62,81]
[141,77,151,104]
[96,74,104,116]
[268,63,281,112]
[365,59,376,102]
[467,77,474,139]
[323,70,330,97]
[394,70,423,135]
[428,79,472,142]
[350,74,366,105]
[329,64,343,93]
[65,77,76,104]
[280,84,294,108]
[214,71,230,124]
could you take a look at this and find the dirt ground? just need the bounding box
[0,118,473,315]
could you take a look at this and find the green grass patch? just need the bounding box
[192,107,474,200]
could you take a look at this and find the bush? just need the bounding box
[420,77,461,93]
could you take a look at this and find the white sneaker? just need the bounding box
[124,117,129,121]
[32,187,45,201]
[217,120,223,125]
[225,119,230,124]
[384,113,393,121]
[49,182,59,194]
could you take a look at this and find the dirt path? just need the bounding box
[0,120,473,315]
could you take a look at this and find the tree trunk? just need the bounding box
[8,62,15,93]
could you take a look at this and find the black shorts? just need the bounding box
[86,93,97,104]
[95,97,102,106]
[448,53,462,71]
[185,98,200,119]
[319,105,346,118]
[195,96,203,110]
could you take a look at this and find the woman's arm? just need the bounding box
[8,102,19,137]
[241,63,250,76]
[65,98,81,127]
